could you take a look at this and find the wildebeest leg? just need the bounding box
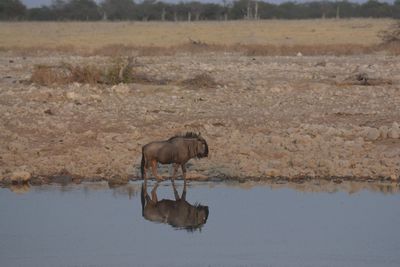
[171,179,180,200]
[142,164,147,182]
[143,177,148,197]
[151,159,163,181]
[182,178,187,200]
[181,164,187,181]
[171,163,180,181]
[151,181,160,202]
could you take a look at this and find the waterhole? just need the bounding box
[1,180,399,267]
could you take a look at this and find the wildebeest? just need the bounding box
[140,132,208,181]
[141,180,209,231]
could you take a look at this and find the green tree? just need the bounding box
[257,2,278,19]
[101,0,136,20]
[361,0,391,18]
[0,0,26,20]
[277,2,300,19]
[63,0,101,20]
[27,6,57,20]
[229,0,249,20]
[393,0,400,19]
[335,1,361,18]
[202,3,224,20]
[134,0,159,21]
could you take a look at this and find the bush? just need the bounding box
[379,21,400,44]
[30,58,135,85]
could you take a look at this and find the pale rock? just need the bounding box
[83,130,96,139]
[144,114,155,122]
[325,127,337,137]
[355,137,364,146]
[90,94,102,101]
[383,148,400,158]
[270,87,281,93]
[66,91,81,101]
[10,171,31,183]
[388,127,399,139]
[287,128,296,134]
[260,167,280,177]
[204,124,218,135]
[130,130,141,139]
[112,84,130,94]
[186,171,208,180]
[379,126,389,139]
[111,134,126,143]
[7,142,24,152]
[230,130,241,140]
[269,135,283,145]
[362,127,380,141]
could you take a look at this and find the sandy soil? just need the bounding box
[0,52,400,185]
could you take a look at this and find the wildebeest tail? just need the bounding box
[140,149,145,179]
[141,183,145,216]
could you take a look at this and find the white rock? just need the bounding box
[383,148,400,158]
[388,127,399,139]
[260,167,280,177]
[112,84,130,94]
[362,127,380,141]
[379,126,389,139]
[66,91,81,100]
[10,171,31,182]
[390,174,398,181]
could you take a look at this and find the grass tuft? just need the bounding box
[180,73,220,89]
[30,58,137,85]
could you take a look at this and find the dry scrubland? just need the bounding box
[0,19,396,54]
[0,19,400,187]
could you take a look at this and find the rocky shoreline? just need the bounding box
[1,53,400,186]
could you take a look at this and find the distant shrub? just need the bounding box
[30,58,136,85]
[379,21,400,44]
[180,73,220,89]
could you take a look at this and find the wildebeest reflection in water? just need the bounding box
[141,180,209,231]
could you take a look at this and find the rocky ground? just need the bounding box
[1,52,400,186]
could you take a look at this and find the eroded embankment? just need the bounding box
[0,53,400,186]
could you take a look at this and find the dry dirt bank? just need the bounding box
[0,53,400,185]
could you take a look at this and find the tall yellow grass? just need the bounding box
[0,19,396,55]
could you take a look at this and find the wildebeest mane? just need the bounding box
[168,132,201,141]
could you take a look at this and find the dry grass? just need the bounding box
[22,42,400,57]
[93,42,395,57]
[180,73,220,89]
[30,58,145,85]
[30,64,73,85]
[379,21,400,44]
[1,19,398,56]
[30,60,220,87]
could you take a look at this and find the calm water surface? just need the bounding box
[0,181,399,267]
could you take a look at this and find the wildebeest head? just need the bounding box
[179,203,209,232]
[195,135,209,158]
[170,132,208,159]
[195,204,209,225]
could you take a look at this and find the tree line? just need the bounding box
[1,0,399,21]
